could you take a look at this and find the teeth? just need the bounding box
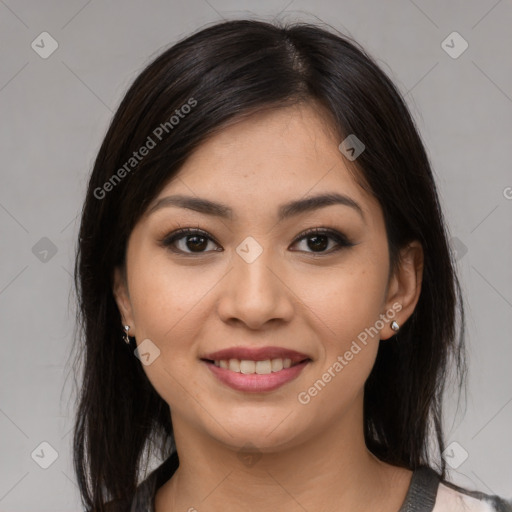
[213,357,301,374]
[228,359,240,372]
[240,360,255,374]
[255,360,271,374]
[271,358,283,372]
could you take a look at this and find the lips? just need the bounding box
[202,346,310,364]
[200,346,312,392]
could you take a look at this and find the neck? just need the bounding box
[155,397,412,512]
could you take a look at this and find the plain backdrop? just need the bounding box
[0,1,511,510]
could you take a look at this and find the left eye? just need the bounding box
[160,227,355,255]
[291,228,355,254]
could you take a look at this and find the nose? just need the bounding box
[216,246,295,330]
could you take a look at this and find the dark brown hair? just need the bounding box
[71,18,466,511]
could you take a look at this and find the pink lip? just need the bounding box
[204,359,310,392]
[202,346,310,364]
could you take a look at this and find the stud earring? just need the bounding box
[123,325,131,344]
[390,320,400,333]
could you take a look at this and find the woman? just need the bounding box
[71,19,512,512]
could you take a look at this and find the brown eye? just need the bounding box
[290,228,356,254]
[161,228,221,254]
[160,227,356,256]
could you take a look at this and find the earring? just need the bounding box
[390,320,400,333]
[123,325,131,344]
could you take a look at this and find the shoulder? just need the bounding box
[401,465,511,512]
[434,481,512,512]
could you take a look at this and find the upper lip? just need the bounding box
[201,346,311,364]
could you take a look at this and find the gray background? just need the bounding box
[1,0,511,510]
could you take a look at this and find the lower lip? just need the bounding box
[203,360,310,392]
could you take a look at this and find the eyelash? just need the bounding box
[159,226,356,256]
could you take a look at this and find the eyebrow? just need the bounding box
[146,192,366,223]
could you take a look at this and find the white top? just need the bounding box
[433,482,511,512]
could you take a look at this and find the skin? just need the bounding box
[113,102,424,512]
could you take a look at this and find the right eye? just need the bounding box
[161,227,222,255]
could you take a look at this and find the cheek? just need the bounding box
[128,256,210,340]
[293,261,386,400]
[297,262,386,345]
[127,259,209,410]
[126,255,223,396]
[296,275,382,408]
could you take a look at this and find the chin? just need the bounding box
[219,430,301,454]
[203,409,307,452]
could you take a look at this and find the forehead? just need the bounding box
[176,104,343,180]
[151,103,379,224]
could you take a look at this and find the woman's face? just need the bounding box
[113,103,422,452]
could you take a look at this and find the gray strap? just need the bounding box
[398,466,440,512]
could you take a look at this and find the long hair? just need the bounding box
[71,18,466,511]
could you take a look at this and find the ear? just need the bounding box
[380,240,424,340]
[112,266,136,335]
